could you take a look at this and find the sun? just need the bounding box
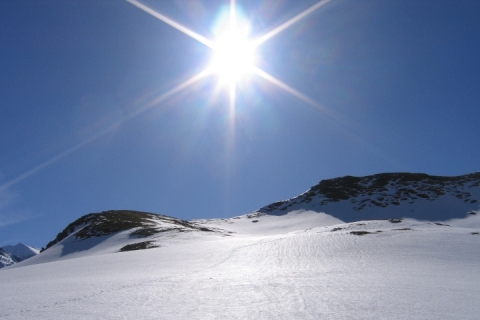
[127,0,330,110]
[206,4,257,86]
[1,0,332,195]
[209,24,255,84]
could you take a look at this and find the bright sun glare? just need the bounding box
[126,0,330,110]
[210,25,255,84]
[0,0,332,194]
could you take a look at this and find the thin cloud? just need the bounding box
[0,213,29,228]
[0,189,36,228]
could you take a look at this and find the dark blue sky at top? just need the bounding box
[1,0,479,248]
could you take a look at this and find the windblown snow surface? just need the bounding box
[1,210,480,319]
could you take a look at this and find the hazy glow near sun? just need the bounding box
[210,25,255,83]
[0,0,332,195]
[127,0,330,109]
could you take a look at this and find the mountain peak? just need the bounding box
[257,172,480,221]
[0,243,40,268]
[40,210,217,258]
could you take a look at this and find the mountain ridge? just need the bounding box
[2,172,480,319]
[7,171,480,268]
[0,243,39,268]
[0,248,16,268]
[42,210,215,251]
[255,172,480,221]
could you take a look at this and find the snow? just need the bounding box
[0,243,39,268]
[1,243,39,260]
[448,210,480,228]
[195,210,344,236]
[258,175,480,222]
[21,229,140,265]
[0,250,15,268]
[1,212,480,319]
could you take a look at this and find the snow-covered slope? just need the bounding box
[1,213,479,319]
[256,172,480,221]
[2,172,480,319]
[20,210,222,266]
[14,210,344,267]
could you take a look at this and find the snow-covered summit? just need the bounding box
[42,209,217,252]
[16,210,221,266]
[256,172,480,221]
[0,248,16,268]
[1,243,40,260]
[0,243,39,268]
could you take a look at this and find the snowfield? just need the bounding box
[1,211,480,319]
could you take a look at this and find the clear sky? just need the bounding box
[1,0,479,248]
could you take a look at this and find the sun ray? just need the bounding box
[125,0,328,112]
[230,0,236,118]
[253,0,331,47]
[253,67,329,114]
[227,79,236,165]
[230,0,236,24]
[0,137,96,193]
[253,67,372,150]
[148,69,210,107]
[228,0,238,133]
[0,70,209,193]
[4,1,336,193]
[126,0,213,48]
[228,79,237,138]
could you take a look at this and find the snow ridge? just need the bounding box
[0,243,39,268]
[42,210,217,252]
[256,172,480,221]
[10,172,480,268]
[0,248,16,268]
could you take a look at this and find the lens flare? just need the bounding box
[1,1,333,192]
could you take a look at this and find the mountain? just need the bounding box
[0,248,16,268]
[0,243,39,268]
[18,210,222,265]
[1,172,479,319]
[2,243,40,261]
[14,172,480,266]
[255,172,480,221]
[1,207,480,319]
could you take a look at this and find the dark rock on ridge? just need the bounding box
[257,172,480,221]
[43,210,214,252]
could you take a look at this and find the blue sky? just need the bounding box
[1,0,479,248]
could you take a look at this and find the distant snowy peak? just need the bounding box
[0,243,39,268]
[1,243,40,261]
[256,172,480,222]
[0,248,16,268]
